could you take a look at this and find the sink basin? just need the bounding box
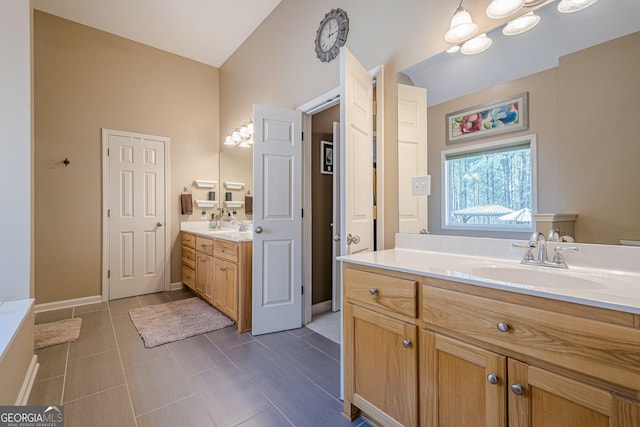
[454,264,609,290]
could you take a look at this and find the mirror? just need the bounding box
[219,145,253,221]
[397,0,640,245]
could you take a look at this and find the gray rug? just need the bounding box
[34,318,83,350]
[129,297,233,348]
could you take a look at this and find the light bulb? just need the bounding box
[224,135,236,146]
[486,0,525,19]
[446,45,461,53]
[461,33,493,55]
[231,130,242,142]
[557,0,598,13]
[444,6,478,43]
[503,12,540,36]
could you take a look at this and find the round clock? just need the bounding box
[315,8,349,63]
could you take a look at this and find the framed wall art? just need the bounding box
[321,140,334,174]
[446,92,528,144]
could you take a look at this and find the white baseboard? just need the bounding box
[170,282,184,291]
[15,355,38,405]
[312,300,333,316]
[34,295,103,314]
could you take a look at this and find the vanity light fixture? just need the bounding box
[502,11,540,35]
[445,0,478,43]
[238,140,251,148]
[224,135,236,146]
[486,0,525,19]
[557,0,598,13]
[446,45,461,53]
[460,33,493,55]
[231,130,243,142]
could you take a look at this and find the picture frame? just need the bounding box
[320,140,334,175]
[446,92,528,145]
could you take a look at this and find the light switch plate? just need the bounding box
[412,175,431,196]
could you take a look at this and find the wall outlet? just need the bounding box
[200,210,207,219]
[412,175,431,196]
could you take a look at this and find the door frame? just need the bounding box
[298,64,385,325]
[101,128,171,302]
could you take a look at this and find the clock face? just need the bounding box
[315,9,349,63]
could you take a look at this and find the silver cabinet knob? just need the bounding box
[255,226,263,234]
[511,384,524,395]
[487,374,498,385]
[156,222,163,227]
[333,234,341,242]
[402,339,411,348]
[497,322,510,333]
[369,288,377,295]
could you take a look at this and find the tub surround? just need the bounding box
[338,233,640,314]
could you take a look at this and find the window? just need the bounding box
[442,135,536,231]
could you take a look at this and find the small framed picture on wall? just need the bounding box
[321,140,334,175]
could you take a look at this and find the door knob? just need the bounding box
[333,234,341,242]
[156,222,163,227]
[346,234,360,245]
[255,226,263,234]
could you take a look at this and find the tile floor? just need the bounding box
[307,311,341,344]
[30,289,372,427]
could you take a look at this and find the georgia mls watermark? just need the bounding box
[0,406,63,427]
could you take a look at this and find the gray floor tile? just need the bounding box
[286,346,341,398]
[287,326,314,337]
[111,315,140,340]
[64,350,125,403]
[165,288,193,300]
[206,325,255,351]
[189,364,272,426]
[28,375,63,405]
[235,406,294,427]
[116,330,169,368]
[35,308,73,325]
[73,302,108,315]
[300,330,341,361]
[108,297,142,318]
[167,334,229,377]
[137,395,215,427]
[124,356,192,415]
[256,330,311,357]
[137,292,170,306]
[75,309,112,331]
[64,385,136,427]
[35,343,68,381]
[223,341,289,385]
[166,292,195,301]
[68,326,116,360]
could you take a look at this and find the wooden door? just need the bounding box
[424,332,507,427]
[214,258,238,320]
[195,252,212,300]
[252,104,302,335]
[344,303,418,427]
[508,359,640,427]
[105,129,167,299]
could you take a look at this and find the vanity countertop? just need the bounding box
[338,234,640,315]
[180,221,253,243]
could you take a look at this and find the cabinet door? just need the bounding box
[423,331,506,427]
[213,258,237,321]
[344,303,418,427]
[195,252,212,299]
[508,359,640,427]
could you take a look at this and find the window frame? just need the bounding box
[441,134,537,233]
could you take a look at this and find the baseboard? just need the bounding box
[312,300,333,316]
[34,295,103,314]
[170,282,184,291]
[15,355,38,405]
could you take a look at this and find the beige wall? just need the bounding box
[34,11,220,303]
[426,33,640,244]
[219,0,527,249]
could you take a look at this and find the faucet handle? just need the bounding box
[552,246,579,265]
[512,243,535,262]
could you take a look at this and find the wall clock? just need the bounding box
[315,8,349,63]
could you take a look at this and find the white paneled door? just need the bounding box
[340,48,374,257]
[104,129,167,300]
[252,105,303,335]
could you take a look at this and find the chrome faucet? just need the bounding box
[512,232,579,269]
[530,231,547,263]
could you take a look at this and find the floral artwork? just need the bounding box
[446,93,528,144]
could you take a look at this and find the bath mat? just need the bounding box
[129,297,233,348]
[34,318,82,350]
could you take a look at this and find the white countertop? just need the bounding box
[338,234,640,315]
[181,221,253,242]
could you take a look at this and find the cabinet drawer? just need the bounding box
[182,232,196,249]
[423,285,640,393]
[214,239,239,263]
[345,268,417,318]
[195,236,213,256]
[181,246,196,270]
[181,265,195,289]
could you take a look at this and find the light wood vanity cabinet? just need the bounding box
[343,264,420,427]
[181,231,252,333]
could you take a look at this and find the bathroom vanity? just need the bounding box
[181,223,252,333]
[341,234,640,427]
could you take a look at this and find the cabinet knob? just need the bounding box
[402,339,411,348]
[497,322,510,333]
[487,374,498,385]
[369,288,378,296]
[511,384,524,395]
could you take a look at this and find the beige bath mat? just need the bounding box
[34,318,82,350]
[129,297,233,348]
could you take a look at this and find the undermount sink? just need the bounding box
[453,263,611,290]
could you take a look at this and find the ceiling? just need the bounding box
[32,0,283,68]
